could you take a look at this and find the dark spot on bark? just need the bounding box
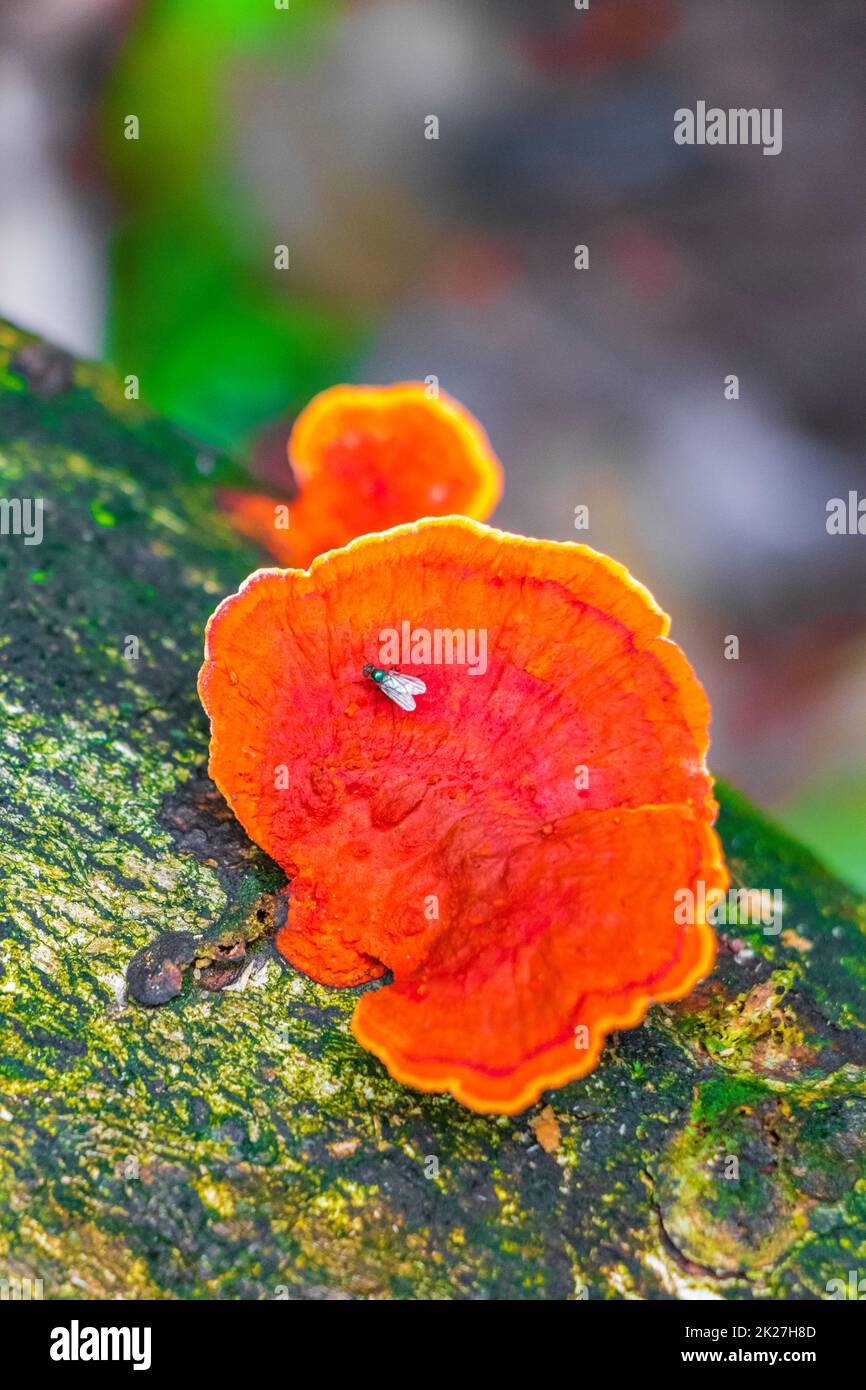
[127,931,198,1006]
[197,958,247,991]
[159,766,285,895]
[160,767,253,872]
[9,343,74,398]
[197,938,247,992]
[215,939,246,961]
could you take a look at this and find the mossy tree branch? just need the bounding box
[0,322,864,1299]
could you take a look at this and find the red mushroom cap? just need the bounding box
[220,382,503,567]
[199,517,725,1112]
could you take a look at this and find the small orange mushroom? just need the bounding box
[220,383,503,568]
[199,517,726,1113]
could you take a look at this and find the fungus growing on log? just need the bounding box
[219,383,503,567]
[199,517,726,1113]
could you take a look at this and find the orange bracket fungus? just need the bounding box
[220,383,503,569]
[199,517,727,1114]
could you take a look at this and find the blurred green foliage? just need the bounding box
[776,774,866,894]
[101,0,365,451]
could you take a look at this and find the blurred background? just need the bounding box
[1,0,864,886]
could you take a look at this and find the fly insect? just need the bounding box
[362,664,427,712]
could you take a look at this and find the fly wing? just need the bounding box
[387,672,427,695]
[380,680,416,711]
